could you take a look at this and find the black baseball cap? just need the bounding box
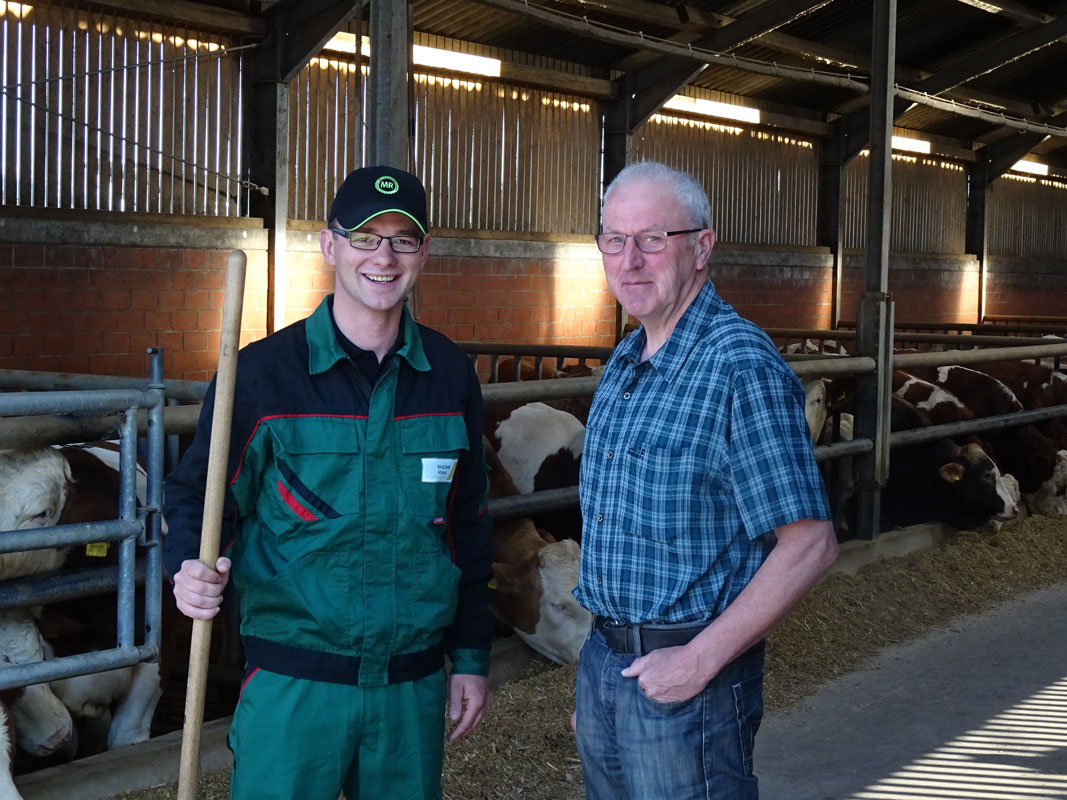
[328,166,428,234]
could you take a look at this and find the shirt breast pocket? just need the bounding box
[261,425,364,534]
[398,415,470,518]
[620,442,696,542]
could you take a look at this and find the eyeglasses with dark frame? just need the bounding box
[593,228,704,255]
[329,227,424,253]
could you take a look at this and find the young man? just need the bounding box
[164,166,492,800]
[574,161,838,799]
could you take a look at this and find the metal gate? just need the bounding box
[0,350,165,690]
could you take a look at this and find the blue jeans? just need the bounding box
[576,627,764,800]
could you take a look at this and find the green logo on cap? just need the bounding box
[375,176,399,195]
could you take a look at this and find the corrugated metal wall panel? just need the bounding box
[842,153,966,254]
[0,3,245,216]
[288,56,364,223]
[988,174,1067,259]
[634,113,818,246]
[411,77,600,233]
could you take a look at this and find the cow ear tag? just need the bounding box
[488,578,498,590]
[85,542,109,557]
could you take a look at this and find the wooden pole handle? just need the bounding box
[177,250,246,800]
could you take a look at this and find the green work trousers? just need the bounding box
[228,667,447,800]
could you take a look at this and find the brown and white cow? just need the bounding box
[880,395,1019,531]
[486,402,585,542]
[484,438,590,665]
[901,364,1067,513]
[0,446,162,762]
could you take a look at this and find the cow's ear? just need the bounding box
[535,527,558,545]
[491,561,531,594]
[938,462,965,483]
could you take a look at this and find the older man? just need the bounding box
[574,161,838,799]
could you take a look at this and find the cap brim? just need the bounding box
[343,209,427,235]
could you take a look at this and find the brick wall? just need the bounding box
[4,211,1066,387]
[709,248,834,330]
[0,215,268,383]
[839,253,982,326]
[985,258,1067,319]
[285,235,617,347]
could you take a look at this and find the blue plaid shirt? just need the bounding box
[576,282,830,623]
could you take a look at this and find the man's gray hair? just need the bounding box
[602,161,714,230]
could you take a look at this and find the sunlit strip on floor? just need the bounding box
[847,675,1067,799]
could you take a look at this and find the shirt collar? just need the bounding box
[306,295,430,375]
[620,281,725,384]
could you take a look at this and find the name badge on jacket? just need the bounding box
[422,458,458,483]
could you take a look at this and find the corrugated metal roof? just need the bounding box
[409,0,1067,169]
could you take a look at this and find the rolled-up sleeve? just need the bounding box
[729,366,830,539]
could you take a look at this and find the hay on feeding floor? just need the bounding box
[107,514,1067,800]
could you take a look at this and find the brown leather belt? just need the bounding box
[594,615,707,657]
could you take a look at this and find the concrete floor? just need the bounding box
[757,581,1067,800]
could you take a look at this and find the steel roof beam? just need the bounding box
[913,12,1067,95]
[978,109,1067,178]
[260,0,363,83]
[547,0,1040,119]
[622,0,836,125]
[954,0,1055,27]
[705,0,836,51]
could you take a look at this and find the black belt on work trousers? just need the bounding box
[594,615,707,657]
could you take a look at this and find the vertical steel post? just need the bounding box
[368,0,412,169]
[966,164,990,323]
[117,406,138,649]
[852,0,898,539]
[145,348,165,652]
[818,127,846,329]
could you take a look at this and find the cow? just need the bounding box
[977,361,1067,450]
[484,438,590,665]
[493,356,604,384]
[880,396,1018,531]
[0,446,163,763]
[784,338,850,356]
[779,342,852,443]
[0,449,72,579]
[486,401,585,542]
[901,364,1066,508]
[491,358,599,425]
[1021,449,1067,517]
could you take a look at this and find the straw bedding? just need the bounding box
[107,514,1067,800]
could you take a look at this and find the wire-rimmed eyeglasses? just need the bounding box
[329,228,424,253]
[594,229,704,255]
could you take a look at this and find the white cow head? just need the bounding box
[0,449,72,581]
[1022,450,1067,517]
[491,537,591,665]
[0,611,73,759]
[516,539,590,665]
[802,379,828,443]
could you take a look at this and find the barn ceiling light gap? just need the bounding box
[1011,159,1048,176]
[890,136,932,154]
[325,33,502,78]
[0,3,33,18]
[663,95,761,124]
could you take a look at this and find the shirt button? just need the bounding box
[623,392,631,399]
[606,450,614,459]
[597,576,603,584]
[596,514,604,522]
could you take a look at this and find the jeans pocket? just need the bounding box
[731,672,764,776]
[638,683,697,714]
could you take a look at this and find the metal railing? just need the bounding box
[4,341,1067,537]
[0,350,165,690]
